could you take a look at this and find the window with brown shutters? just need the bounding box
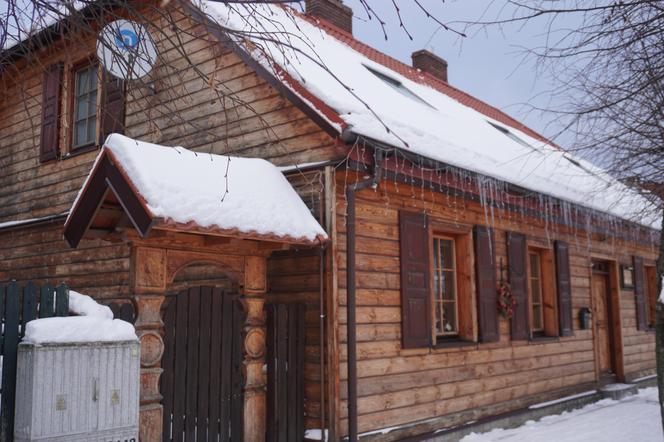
[399,210,432,348]
[555,241,573,336]
[399,213,478,348]
[39,63,63,162]
[507,232,529,340]
[64,59,126,155]
[633,256,649,331]
[474,225,498,342]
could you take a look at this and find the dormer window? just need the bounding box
[487,121,540,153]
[365,66,436,109]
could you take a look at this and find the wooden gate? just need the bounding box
[265,302,306,442]
[161,287,245,442]
[1,281,69,442]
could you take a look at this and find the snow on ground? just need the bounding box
[461,387,662,442]
[201,2,657,228]
[68,134,327,243]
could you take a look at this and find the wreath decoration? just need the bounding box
[497,280,517,319]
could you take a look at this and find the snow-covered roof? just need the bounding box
[200,2,657,228]
[65,134,327,245]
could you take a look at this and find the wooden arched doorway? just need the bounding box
[161,263,245,442]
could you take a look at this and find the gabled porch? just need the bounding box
[63,134,327,442]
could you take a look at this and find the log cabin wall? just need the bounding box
[0,4,339,436]
[334,170,658,438]
[0,8,340,290]
[0,4,343,226]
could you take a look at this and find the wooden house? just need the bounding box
[0,0,659,441]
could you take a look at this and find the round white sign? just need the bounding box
[97,20,157,80]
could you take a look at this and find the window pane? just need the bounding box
[433,238,440,269]
[442,270,455,301]
[87,118,96,143]
[86,93,97,118]
[76,98,87,121]
[74,121,87,147]
[76,69,88,94]
[443,301,457,333]
[530,253,540,278]
[532,305,543,330]
[531,281,541,304]
[440,239,453,269]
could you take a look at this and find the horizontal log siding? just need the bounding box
[334,171,657,437]
[0,5,342,224]
[0,10,337,434]
[0,221,131,301]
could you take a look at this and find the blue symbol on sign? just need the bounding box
[114,29,138,51]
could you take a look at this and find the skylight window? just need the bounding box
[365,66,436,109]
[487,121,540,153]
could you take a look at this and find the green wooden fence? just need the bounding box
[0,281,70,442]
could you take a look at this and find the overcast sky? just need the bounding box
[342,0,575,149]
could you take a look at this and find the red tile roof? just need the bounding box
[297,10,556,147]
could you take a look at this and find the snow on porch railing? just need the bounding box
[0,281,70,441]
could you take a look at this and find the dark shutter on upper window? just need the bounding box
[634,256,649,331]
[555,241,573,336]
[399,210,432,349]
[100,71,125,143]
[507,232,529,340]
[39,63,63,162]
[474,225,499,342]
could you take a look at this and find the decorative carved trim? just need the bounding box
[139,330,164,367]
[165,249,243,285]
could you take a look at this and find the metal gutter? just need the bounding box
[0,213,69,233]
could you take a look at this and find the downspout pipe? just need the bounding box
[345,147,383,441]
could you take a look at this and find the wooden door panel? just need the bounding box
[592,273,612,374]
[161,287,244,442]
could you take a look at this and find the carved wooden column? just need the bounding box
[242,255,268,442]
[132,246,167,442]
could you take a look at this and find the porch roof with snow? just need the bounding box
[63,134,328,248]
[197,2,657,228]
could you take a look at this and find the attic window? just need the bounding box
[365,66,436,109]
[487,121,539,153]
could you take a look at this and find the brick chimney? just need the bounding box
[306,0,353,34]
[412,49,448,83]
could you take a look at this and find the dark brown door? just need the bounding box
[591,269,614,375]
[161,287,244,442]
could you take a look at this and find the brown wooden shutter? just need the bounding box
[399,210,432,349]
[474,225,499,342]
[507,232,530,340]
[634,256,649,331]
[100,71,125,143]
[507,232,529,340]
[39,63,63,162]
[555,241,574,336]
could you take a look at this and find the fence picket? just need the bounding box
[21,282,38,338]
[1,281,20,441]
[40,283,54,318]
[55,283,69,316]
[0,284,5,355]
[1,281,70,442]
